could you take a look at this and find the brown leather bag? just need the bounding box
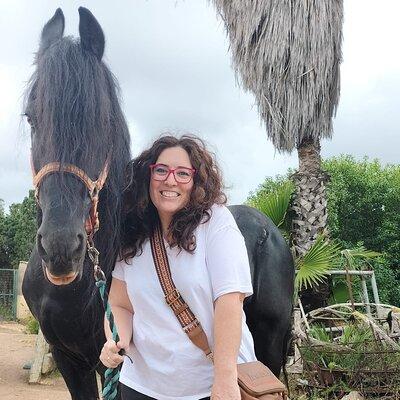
[150,225,288,400]
[238,361,287,399]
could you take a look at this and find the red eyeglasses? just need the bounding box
[149,163,196,184]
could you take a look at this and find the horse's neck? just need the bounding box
[94,176,122,278]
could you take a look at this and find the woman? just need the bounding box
[100,135,256,400]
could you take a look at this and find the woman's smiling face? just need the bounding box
[149,146,194,224]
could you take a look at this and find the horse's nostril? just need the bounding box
[37,234,49,262]
[77,233,85,244]
[73,233,86,258]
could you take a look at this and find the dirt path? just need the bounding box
[0,322,70,400]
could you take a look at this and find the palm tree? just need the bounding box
[213,0,344,309]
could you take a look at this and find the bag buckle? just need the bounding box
[165,288,180,305]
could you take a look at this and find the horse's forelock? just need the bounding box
[28,37,113,170]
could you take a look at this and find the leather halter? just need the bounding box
[31,152,112,238]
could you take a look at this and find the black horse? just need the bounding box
[22,8,130,399]
[22,8,294,400]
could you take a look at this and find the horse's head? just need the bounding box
[25,8,130,285]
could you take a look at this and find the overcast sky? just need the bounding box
[0,0,399,210]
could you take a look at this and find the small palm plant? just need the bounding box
[340,247,381,271]
[247,181,294,230]
[248,184,380,301]
[295,236,341,292]
[248,182,341,297]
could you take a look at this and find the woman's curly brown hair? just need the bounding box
[121,134,227,260]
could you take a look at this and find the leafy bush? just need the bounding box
[25,316,39,334]
[372,256,400,306]
[247,156,400,306]
[305,323,400,378]
[323,156,400,267]
[0,191,36,269]
[0,304,13,321]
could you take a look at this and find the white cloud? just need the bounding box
[0,0,399,210]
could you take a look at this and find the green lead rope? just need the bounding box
[96,279,121,400]
[88,241,128,400]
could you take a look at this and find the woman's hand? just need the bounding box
[211,376,241,400]
[99,338,127,368]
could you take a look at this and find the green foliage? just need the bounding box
[323,156,400,267]
[304,323,376,372]
[0,303,14,320]
[25,316,40,334]
[308,324,332,343]
[329,279,349,304]
[247,173,292,204]
[371,256,400,306]
[295,236,341,291]
[340,247,380,270]
[0,191,37,269]
[329,255,400,307]
[247,156,400,306]
[0,200,11,268]
[247,181,294,228]
[303,321,400,394]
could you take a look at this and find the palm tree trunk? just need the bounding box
[291,137,331,312]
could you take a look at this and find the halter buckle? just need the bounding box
[165,289,180,306]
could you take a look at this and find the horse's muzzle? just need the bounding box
[42,260,80,286]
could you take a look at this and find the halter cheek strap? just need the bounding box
[31,152,111,238]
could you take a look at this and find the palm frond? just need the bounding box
[341,247,381,270]
[212,0,344,152]
[248,181,294,228]
[295,235,341,291]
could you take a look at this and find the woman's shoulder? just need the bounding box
[115,240,151,267]
[114,256,133,270]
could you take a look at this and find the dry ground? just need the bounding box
[0,321,70,400]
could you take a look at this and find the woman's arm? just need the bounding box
[104,277,134,342]
[100,277,134,368]
[211,291,244,400]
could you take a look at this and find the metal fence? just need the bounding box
[0,269,18,320]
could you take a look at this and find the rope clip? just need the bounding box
[94,265,106,282]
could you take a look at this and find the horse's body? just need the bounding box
[22,8,294,400]
[229,205,294,376]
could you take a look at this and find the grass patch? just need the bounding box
[24,316,39,334]
[0,304,14,321]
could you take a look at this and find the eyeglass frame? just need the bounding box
[149,163,196,184]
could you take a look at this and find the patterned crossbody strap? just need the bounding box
[150,223,213,360]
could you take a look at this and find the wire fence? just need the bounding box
[0,269,18,320]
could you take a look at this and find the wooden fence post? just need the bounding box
[17,261,32,320]
[29,328,50,383]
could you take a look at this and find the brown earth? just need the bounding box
[0,321,70,400]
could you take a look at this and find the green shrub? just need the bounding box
[25,316,39,334]
[0,304,13,321]
[247,156,400,306]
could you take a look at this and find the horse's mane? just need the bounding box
[25,36,131,289]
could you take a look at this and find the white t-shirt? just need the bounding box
[112,204,256,400]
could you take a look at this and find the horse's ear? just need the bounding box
[40,8,65,53]
[78,7,105,61]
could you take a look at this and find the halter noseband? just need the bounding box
[31,152,112,239]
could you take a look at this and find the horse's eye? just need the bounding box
[25,114,36,131]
